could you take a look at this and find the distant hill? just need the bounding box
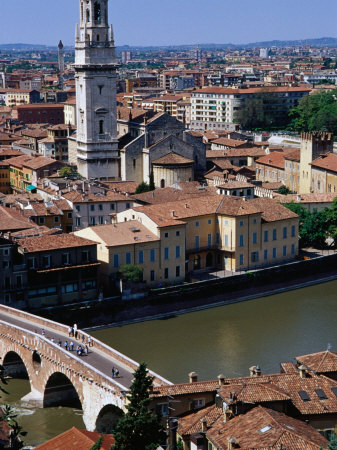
[1,37,337,52]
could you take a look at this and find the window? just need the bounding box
[3,249,9,256]
[28,257,36,269]
[67,212,72,219]
[291,244,295,255]
[42,255,51,268]
[82,250,89,263]
[283,245,287,257]
[62,253,70,265]
[272,248,277,258]
[240,254,244,265]
[176,246,181,258]
[76,217,81,227]
[90,205,95,212]
[264,230,268,242]
[195,236,200,249]
[252,232,257,244]
[253,218,257,224]
[251,251,259,263]
[176,230,180,237]
[176,266,180,277]
[150,249,156,262]
[240,220,244,227]
[2,261,9,269]
[264,249,268,260]
[164,232,169,238]
[291,225,295,237]
[99,120,104,135]
[76,205,81,212]
[113,254,119,268]
[38,217,45,225]
[195,221,199,227]
[16,276,22,289]
[150,270,155,282]
[98,204,103,211]
[90,217,96,226]
[193,399,205,409]
[216,233,220,244]
[273,229,277,241]
[208,219,212,225]
[126,203,131,209]
[54,216,59,223]
[138,251,144,264]
[156,403,168,416]
[98,216,104,225]
[239,235,244,247]
[208,234,212,247]
[164,268,169,279]
[224,234,229,247]
[126,252,131,265]
[283,227,287,239]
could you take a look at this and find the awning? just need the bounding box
[26,185,37,191]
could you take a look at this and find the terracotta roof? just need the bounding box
[212,137,248,148]
[0,206,37,232]
[219,381,291,404]
[296,350,337,374]
[248,198,298,222]
[178,404,222,437]
[152,379,220,398]
[256,152,285,169]
[193,86,312,95]
[78,221,160,247]
[117,106,158,124]
[217,181,255,189]
[284,148,301,162]
[261,182,284,190]
[206,406,328,450]
[206,148,266,158]
[152,152,194,165]
[35,427,115,450]
[62,190,128,203]
[18,233,97,253]
[100,181,138,195]
[279,193,337,204]
[310,153,337,173]
[210,159,239,171]
[6,155,60,170]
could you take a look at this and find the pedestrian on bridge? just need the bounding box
[70,342,74,351]
[82,334,85,344]
[68,326,73,337]
[88,336,93,347]
[41,329,45,336]
[115,368,120,378]
[85,345,89,355]
[64,341,69,351]
[111,367,115,378]
[73,323,78,339]
[58,339,62,347]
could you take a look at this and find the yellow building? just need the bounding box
[5,89,40,107]
[117,195,299,274]
[310,153,337,194]
[0,161,11,194]
[284,150,300,193]
[74,220,186,287]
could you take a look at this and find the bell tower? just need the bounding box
[74,0,119,180]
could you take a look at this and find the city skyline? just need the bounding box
[1,0,337,47]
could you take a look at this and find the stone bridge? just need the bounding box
[0,305,171,432]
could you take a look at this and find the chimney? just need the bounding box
[249,365,261,377]
[217,374,226,386]
[255,365,261,376]
[188,372,198,383]
[201,418,207,433]
[171,210,176,218]
[224,406,233,423]
[298,365,307,379]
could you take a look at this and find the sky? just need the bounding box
[1,0,337,47]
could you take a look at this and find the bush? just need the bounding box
[119,265,143,283]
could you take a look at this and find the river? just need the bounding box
[4,280,337,446]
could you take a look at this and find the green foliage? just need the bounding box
[135,182,151,194]
[234,92,291,130]
[277,185,293,195]
[119,265,143,283]
[90,436,103,450]
[112,363,166,450]
[288,89,337,135]
[149,172,155,191]
[328,433,337,449]
[284,202,328,248]
[176,438,184,450]
[59,166,81,179]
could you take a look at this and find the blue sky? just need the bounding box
[1,0,337,47]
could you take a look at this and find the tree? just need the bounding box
[288,89,337,135]
[325,198,337,246]
[284,202,329,248]
[112,363,166,450]
[135,182,151,194]
[149,172,155,191]
[119,265,143,283]
[90,436,103,450]
[277,185,293,195]
[234,91,290,130]
[328,433,337,449]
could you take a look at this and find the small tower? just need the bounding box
[299,132,333,193]
[58,40,65,73]
[74,0,119,180]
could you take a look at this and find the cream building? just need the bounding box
[75,219,186,287]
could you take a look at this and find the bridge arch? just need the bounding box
[95,404,124,433]
[43,372,82,409]
[3,351,29,379]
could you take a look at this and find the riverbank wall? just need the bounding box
[34,253,337,329]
